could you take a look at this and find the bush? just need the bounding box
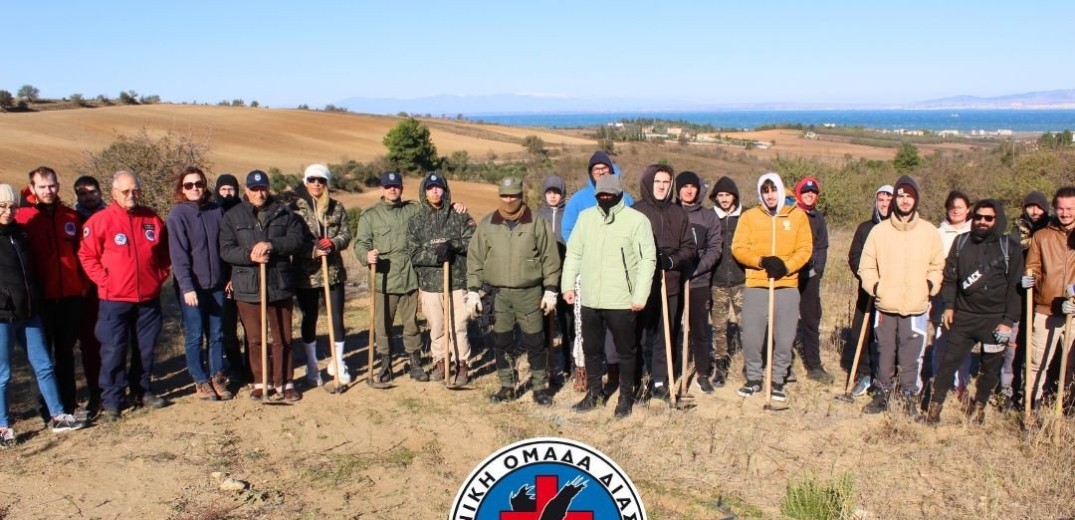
[0,90,13,109]
[69,93,85,106]
[75,129,212,217]
[383,117,439,173]
[346,207,363,239]
[780,473,856,520]
[118,90,139,105]
[17,85,39,102]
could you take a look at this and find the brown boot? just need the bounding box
[923,401,943,425]
[967,402,986,425]
[452,361,469,387]
[195,382,219,401]
[211,373,233,401]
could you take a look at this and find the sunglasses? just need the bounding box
[183,181,206,190]
[972,214,996,222]
[306,177,327,185]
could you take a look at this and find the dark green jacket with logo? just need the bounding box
[406,173,475,292]
[467,205,561,291]
[354,197,421,294]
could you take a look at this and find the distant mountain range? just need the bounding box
[336,89,1075,116]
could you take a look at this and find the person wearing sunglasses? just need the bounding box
[78,171,172,421]
[167,166,231,402]
[289,164,352,388]
[925,200,1022,425]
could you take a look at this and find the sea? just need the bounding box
[474,109,1075,133]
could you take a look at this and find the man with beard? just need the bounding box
[467,177,561,405]
[708,176,746,387]
[843,185,893,396]
[793,176,833,384]
[925,200,1022,424]
[858,175,945,414]
[674,171,721,393]
[1004,191,1049,407]
[73,175,105,414]
[215,174,251,383]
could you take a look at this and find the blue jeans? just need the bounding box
[97,299,162,411]
[0,316,65,427]
[179,289,225,384]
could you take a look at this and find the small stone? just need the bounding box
[219,478,249,492]
[210,471,226,482]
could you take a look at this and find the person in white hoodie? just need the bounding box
[929,190,973,403]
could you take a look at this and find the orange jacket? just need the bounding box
[731,173,813,289]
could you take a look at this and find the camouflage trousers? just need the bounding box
[710,284,744,359]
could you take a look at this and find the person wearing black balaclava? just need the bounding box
[214,173,250,383]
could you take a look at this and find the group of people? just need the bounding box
[1,151,1072,443]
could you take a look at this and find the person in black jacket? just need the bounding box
[675,171,722,393]
[631,164,697,400]
[219,171,313,402]
[215,173,252,384]
[0,184,85,444]
[792,176,833,383]
[925,200,1023,425]
[708,176,745,387]
[842,184,893,396]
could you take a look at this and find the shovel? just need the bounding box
[835,299,874,403]
[366,264,393,390]
[442,261,466,390]
[674,279,695,408]
[322,256,344,394]
[1024,269,1034,424]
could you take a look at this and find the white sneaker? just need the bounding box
[0,427,15,448]
[328,360,352,384]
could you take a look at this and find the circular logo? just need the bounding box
[114,233,127,246]
[503,178,513,186]
[449,437,646,520]
[389,173,397,181]
[255,173,263,181]
[145,229,156,242]
[64,222,77,236]
[82,227,90,238]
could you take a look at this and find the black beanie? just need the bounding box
[676,171,701,189]
[215,174,239,192]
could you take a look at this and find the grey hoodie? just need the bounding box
[675,173,723,289]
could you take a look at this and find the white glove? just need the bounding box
[540,290,558,315]
[1063,300,1075,315]
[993,329,1012,344]
[1021,275,1035,289]
[465,291,482,319]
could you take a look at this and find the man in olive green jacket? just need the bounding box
[354,172,429,383]
[466,177,562,406]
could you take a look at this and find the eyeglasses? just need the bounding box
[972,214,995,222]
[117,188,142,197]
[183,181,206,190]
[306,177,327,185]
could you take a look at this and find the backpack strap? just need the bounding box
[955,232,1009,273]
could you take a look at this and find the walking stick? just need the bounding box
[677,280,693,403]
[366,263,392,390]
[660,272,676,408]
[763,277,776,410]
[1025,269,1034,423]
[1057,311,1074,419]
[259,262,270,403]
[442,261,454,389]
[836,298,874,403]
[322,256,342,394]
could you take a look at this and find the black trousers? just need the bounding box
[296,285,345,343]
[684,286,713,377]
[797,274,823,369]
[581,307,636,397]
[222,296,250,379]
[637,290,680,386]
[931,313,1005,406]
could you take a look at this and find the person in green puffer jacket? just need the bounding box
[466,177,561,406]
[290,165,353,388]
[406,172,476,386]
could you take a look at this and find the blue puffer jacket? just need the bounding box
[561,151,635,243]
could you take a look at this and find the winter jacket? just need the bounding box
[406,173,475,293]
[859,184,944,317]
[79,202,171,303]
[219,198,312,304]
[940,200,1023,327]
[561,197,656,309]
[794,177,829,277]
[677,180,722,290]
[289,184,352,288]
[710,176,745,288]
[631,165,697,296]
[354,197,421,294]
[467,206,561,291]
[1025,218,1075,316]
[0,223,43,322]
[938,219,972,257]
[537,175,567,247]
[561,151,635,243]
[15,195,84,299]
[731,173,813,290]
[167,201,227,293]
[1010,191,1050,251]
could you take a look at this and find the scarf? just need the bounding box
[498,198,525,222]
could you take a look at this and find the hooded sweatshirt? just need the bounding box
[731,173,813,289]
[631,165,697,297]
[848,185,893,278]
[561,151,635,243]
[675,172,722,289]
[406,172,475,292]
[710,176,746,287]
[537,175,567,249]
[794,176,829,277]
[940,199,1023,327]
[938,218,972,257]
[1011,191,1050,251]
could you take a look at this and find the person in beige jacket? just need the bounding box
[858,175,944,414]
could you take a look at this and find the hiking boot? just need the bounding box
[614,394,634,418]
[452,362,469,387]
[430,361,446,382]
[697,375,715,394]
[0,428,15,448]
[921,401,943,426]
[737,381,763,398]
[408,351,429,382]
[139,393,167,409]
[601,363,620,399]
[283,388,302,403]
[651,383,670,402]
[532,389,553,406]
[196,382,219,401]
[771,384,787,402]
[806,366,835,384]
[572,391,603,413]
[967,402,986,425]
[48,414,86,433]
[490,387,517,403]
[712,357,729,388]
[374,353,393,383]
[863,392,889,414]
[851,376,872,397]
[86,390,102,419]
[101,408,121,423]
[900,391,920,417]
[249,388,265,401]
[212,373,234,401]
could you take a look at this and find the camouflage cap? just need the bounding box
[499,177,523,196]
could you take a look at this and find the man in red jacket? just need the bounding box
[17,167,86,418]
[79,171,171,421]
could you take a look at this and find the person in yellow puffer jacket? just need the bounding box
[731,172,812,402]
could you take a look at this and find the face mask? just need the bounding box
[597,193,621,212]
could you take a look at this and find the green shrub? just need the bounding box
[780,472,856,520]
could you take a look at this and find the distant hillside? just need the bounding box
[912,89,1075,109]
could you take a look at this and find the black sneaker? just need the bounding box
[532,389,552,407]
[737,381,763,397]
[806,366,835,384]
[614,395,634,418]
[138,393,167,409]
[771,384,787,402]
[863,392,889,414]
[490,387,517,403]
[651,383,670,402]
[572,392,603,413]
[712,370,726,388]
[697,376,715,394]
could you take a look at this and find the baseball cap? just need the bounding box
[246,170,270,189]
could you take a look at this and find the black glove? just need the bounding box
[434,242,453,264]
[759,256,788,279]
[658,254,675,270]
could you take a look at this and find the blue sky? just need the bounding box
[3,1,1072,108]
